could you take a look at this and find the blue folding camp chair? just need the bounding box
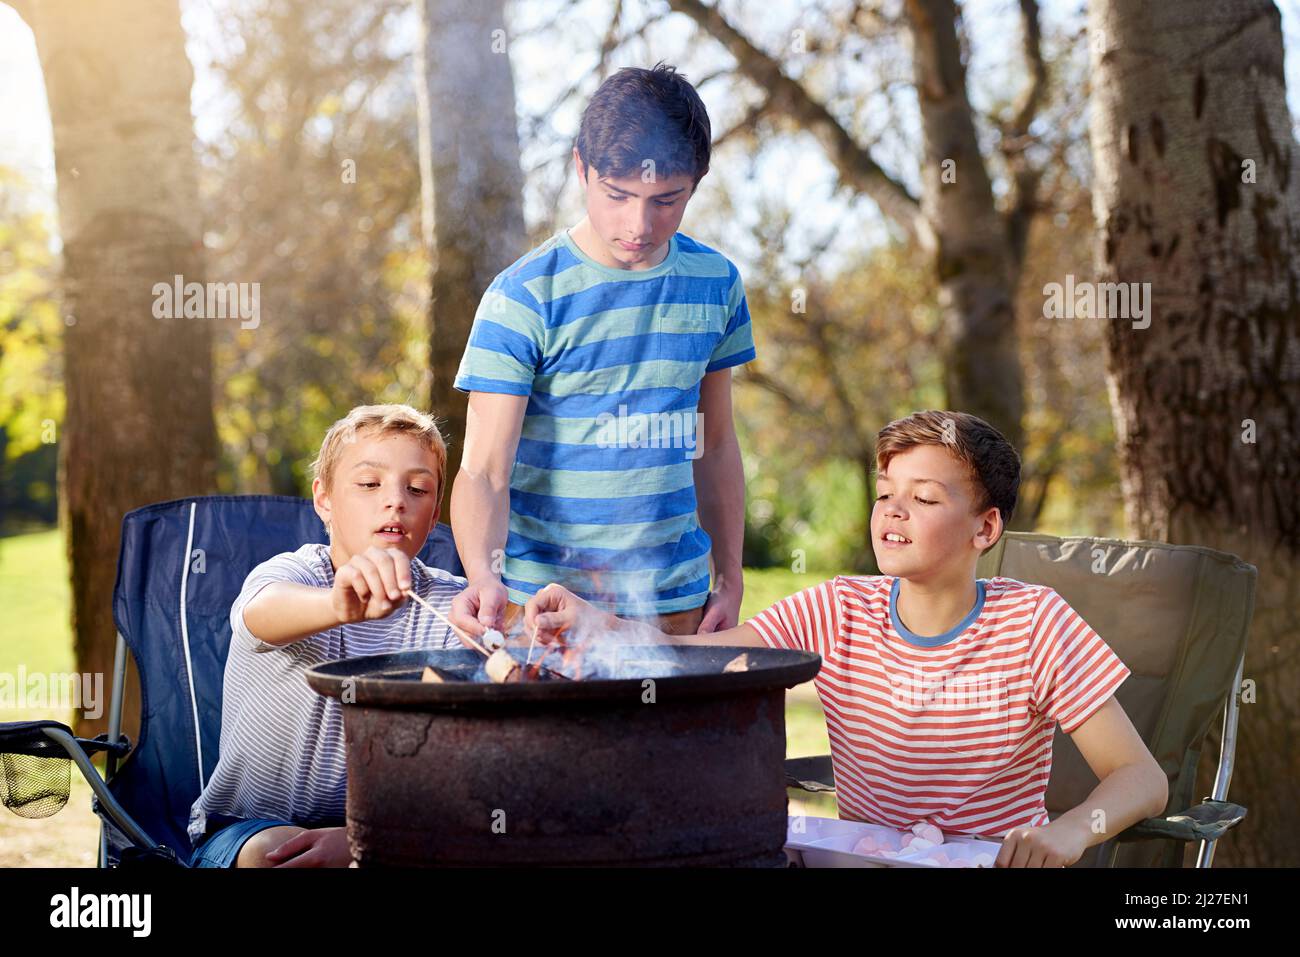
[0,495,463,867]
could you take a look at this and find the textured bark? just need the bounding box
[1088,0,1300,866]
[414,0,526,515]
[904,0,1025,454]
[22,0,217,737]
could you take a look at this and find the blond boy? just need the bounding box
[187,405,465,868]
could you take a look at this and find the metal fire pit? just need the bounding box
[306,645,820,867]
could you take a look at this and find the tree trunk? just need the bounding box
[1088,0,1300,866]
[20,0,218,738]
[904,0,1025,453]
[414,0,526,517]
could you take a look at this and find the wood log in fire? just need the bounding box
[723,653,752,673]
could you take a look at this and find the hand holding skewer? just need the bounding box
[404,589,490,657]
[405,589,571,681]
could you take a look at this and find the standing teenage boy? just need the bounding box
[450,64,755,637]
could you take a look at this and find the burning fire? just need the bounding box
[406,575,747,685]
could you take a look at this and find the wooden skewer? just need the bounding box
[404,589,490,658]
[405,589,575,681]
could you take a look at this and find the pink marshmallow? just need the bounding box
[852,836,879,855]
[912,822,945,845]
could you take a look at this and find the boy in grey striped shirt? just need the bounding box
[187,405,466,867]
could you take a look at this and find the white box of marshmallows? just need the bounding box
[784,816,1002,868]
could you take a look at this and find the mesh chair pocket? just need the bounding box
[0,751,71,818]
[0,719,127,819]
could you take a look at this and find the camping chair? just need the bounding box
[783,531,1256,868]
[0,495,464,867]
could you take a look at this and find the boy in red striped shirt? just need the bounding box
[524,410,1168,867]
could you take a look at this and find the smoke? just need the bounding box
[505,545,696,680]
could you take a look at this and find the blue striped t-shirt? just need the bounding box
[454,229,757,615]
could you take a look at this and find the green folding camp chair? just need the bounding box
[784,531,1256,867]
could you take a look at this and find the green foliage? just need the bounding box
[0,168,62,529]
[743,450,876,574]
[732,189,1123,564]
[0,171,61,458]
[734,231,944,571]
[201,0,429,496]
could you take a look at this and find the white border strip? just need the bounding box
[178,501,206,791]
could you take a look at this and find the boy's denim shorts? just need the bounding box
[189,815,300,868]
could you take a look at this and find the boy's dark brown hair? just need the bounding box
[576,62,711,187]
[874,411,1021,534]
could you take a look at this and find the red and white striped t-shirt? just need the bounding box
[750,575,1130,838]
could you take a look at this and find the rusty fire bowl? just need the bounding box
[306,645,820,867]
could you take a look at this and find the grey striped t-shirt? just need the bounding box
[187,543,465,844]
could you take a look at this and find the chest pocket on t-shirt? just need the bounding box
[653,303,722,390]
[934,671,1016,759]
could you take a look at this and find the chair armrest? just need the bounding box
[0,719,131,759]
[784,755,836,793]
[1117,799,1247,843]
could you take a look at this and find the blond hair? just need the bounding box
[310,404,448,494]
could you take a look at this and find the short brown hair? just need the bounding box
[576,63,712,187]
[875,411,1020,530]
[310,404,447,494]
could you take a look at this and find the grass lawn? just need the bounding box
[0,529,101,865]
[0,528,838,866]
[0,530,76,692]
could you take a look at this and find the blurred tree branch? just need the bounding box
[664,0,930,246]
[1001,0,1047,267]
[711,94,771,149]
[518,0,661,231]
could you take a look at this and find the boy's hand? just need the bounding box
[266,826,353,868]
[450,576,509,636]
[332,546,412,624]
[995,820,1089,868]
[697,578,743,633]
[523,582,601,644]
